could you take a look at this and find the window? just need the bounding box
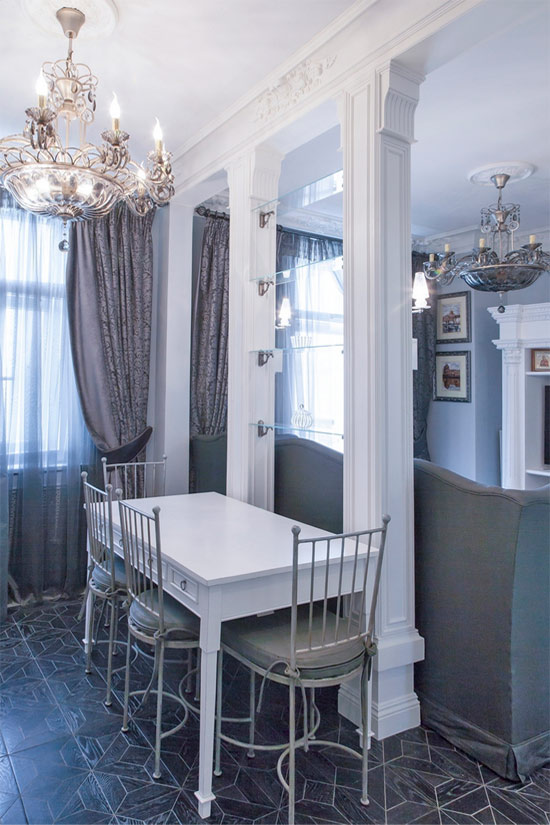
[0,201,82,469]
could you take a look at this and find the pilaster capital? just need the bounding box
[226,144,282,202]
[500,345,524,366]
[375,60,423,143]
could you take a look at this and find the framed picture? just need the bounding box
[434,351,471,402]
[531,348,550,372]
[436,291,471,344]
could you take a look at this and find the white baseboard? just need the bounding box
[338,679,421,740]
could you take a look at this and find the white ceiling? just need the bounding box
[411,2,550,237]
[1,0,548,239]
[0,0,356,160]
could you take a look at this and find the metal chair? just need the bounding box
[81,473,128,707]
[116,493,200,779]
[215,516,390,824]
[102,454,167,500]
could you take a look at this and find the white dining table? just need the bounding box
[93,491,374,819]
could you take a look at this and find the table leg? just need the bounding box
[194,585,222,819]
[194,648,218,818]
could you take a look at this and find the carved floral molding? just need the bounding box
[256,56,336,122]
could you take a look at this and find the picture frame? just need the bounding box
[436,291,471,344]
[434,350,471,402]
[531,348,550,372]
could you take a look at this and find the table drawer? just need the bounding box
[170,569,199,604]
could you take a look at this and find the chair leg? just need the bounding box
[112,600,119,656]
[194,649,200,702]
[214,649,223,777]
[288,681,296,825]
[185,649,193,693]
[153,640,165,780]
[85,592,95,674]
[247,670,255,758]
[309,688,316,740]
[360,662,369,806]
[104,599,116,707]
[121,625,132,732]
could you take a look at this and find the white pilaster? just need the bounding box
[489,302,550,490]
[339,61,424,738]
[226,146,281,506]
[159,204,194,494]
[500,346,525,489]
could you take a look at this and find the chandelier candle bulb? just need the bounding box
[479,238,486,248]
[444,243,451,254]
[36,71,48,108]
[153,118,163,154]
[109,93,120,131]
[529,235,536,245]
[429,253,435,262]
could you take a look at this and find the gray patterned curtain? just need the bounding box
[190,214,230,436]
[412,251,436,459]
[66,204,155,452]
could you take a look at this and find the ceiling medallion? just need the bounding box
[423,169,549,312]
[0,6,174,230]
[468,161,535,186]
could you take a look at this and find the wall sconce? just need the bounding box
[412,271,430,313]
[276,296,292,328]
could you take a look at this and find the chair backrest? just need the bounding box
[116,493,166,633]
[289,516,390,672]
[82,471,115,591]
[102,455,167,499]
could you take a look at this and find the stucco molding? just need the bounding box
[256,56,337,122]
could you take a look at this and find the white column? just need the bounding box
[499,346,525,489]
[338,61,425,738]
[154,204,194,494]
[226,146,281,506]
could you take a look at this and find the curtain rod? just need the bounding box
[195,205,229,220]
[194,207,343,245]
[277,224,343,244]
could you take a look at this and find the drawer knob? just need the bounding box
[180,579,187,591]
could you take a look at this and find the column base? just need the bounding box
[338,666,421,740]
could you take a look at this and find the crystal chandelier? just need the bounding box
[0,6,174,232]
[423,171,549,312]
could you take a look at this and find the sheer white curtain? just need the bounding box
[0,190,94,601]
[275,228,344,453]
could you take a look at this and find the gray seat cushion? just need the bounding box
[91,554,126,592]
[222,605,366,680]
[130,590,199,641]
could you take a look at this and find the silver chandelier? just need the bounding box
[423,172,549,311]
[0,7,174,224]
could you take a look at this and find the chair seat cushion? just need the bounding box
[91,554,127,592]
[129,590,199,641]
[222,605,366,680]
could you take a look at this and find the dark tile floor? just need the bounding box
[0,600,548,825]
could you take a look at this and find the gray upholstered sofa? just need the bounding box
[414,458,550,780]
[190,433,343,532]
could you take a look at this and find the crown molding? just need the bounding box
[172,0,379,161]
[172,0,488,198]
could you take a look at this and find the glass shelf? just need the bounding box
[252,422,344,439]
[251,343,344,354]
[252,170,343,238]
[251,255,343,287]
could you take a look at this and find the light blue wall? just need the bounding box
[427,275,550,484]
